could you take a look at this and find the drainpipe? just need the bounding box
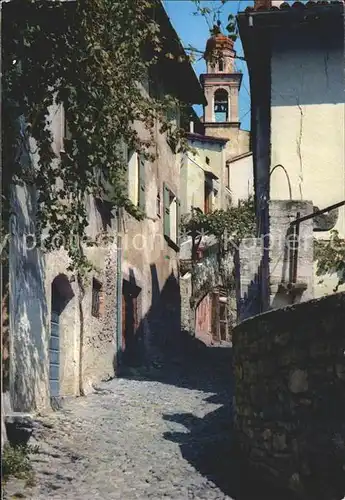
[77,272,85,396]
[115,208,123,372]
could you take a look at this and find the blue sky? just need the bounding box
[163,0,252,130]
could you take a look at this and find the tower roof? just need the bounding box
[204,33,235,59]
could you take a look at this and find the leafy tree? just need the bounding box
[181,196,255,292]
[314,230,345,292]
[2,0,188,275]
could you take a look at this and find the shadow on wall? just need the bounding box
[117,263,182,371]
[120,330,294,498]
[10,185,48,412]
[116,264,294,498]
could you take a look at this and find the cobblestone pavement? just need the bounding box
[3,345,293,500]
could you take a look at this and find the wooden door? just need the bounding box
[49,311,60,398]
[219,302,227,341]
[122,282,139,362]
[211,291,220,342]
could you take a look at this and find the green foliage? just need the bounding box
[3,0,188,275]
[192,1,238,41]
[2,443,39,484]
[314,230,345,291]
[181,196,255,248]
[182,197,255,293]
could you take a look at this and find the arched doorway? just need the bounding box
[50,274,74,402]
[214,88,229,122]
[122,278,141,366]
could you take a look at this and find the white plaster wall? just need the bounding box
[9,184,50,411]
[10,102,117,411]
[271,45,345,234]
[182,139,226,215]
[229,153,254,205]
[270,43,345,296]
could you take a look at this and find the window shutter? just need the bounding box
[176,198,181,246]
[163,183,170,238]
[139,154,146,210]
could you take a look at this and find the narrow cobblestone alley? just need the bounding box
[3,344,293,500]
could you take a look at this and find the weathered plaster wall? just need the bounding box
[233,291,345,499]
[181,138,227,215]
[9,107,117,411]
[270,36,345,297]
[203,124,250,161]
[269,200,314,307]
[121,115,180,364]
[229,153,253,206]
[9,183,50,411]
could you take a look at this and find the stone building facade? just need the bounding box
[8,103,119,412]
[200,32,251,161]
[179,30,253,344]
[117,4,205,368]
[5,2,205,412]
[237,0,345,314]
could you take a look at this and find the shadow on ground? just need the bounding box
[120,335,297,500]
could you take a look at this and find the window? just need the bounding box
[206,156,210,166]
[226,162,230,189]
[60,103,71,152]
[218,58,224,72]
[127,151,145,212]
[163,183,180,248]
[214,88,229,122]
[95,198,114,232]
[204,176,212,214]
[92,279,103,318]
[157,190,161,218]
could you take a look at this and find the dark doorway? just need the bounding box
[122,279,141,365]
[50,274,74,404]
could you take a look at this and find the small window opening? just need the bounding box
[204,178,212,214]
[95,198,114,232]
[157,191,161,218]
[92,279,103,318]
[206,156,210,165]
[219,59,224,71]
[214,89,229,122]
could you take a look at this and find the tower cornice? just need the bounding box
[200,72,243,87]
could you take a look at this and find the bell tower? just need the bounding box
[200,26,249,158]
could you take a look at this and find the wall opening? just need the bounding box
[91,278,103,318]
[122,279,141,366]
[50,274,74,403]
[214,88,229,122]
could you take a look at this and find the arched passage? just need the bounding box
[50,274,74,401]
[214,88,229,122]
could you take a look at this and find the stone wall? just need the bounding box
[180,241,236,342]
[233,292,345,499]
[235,237,263,322]
[269,200,314,308]
[9,186,117,411]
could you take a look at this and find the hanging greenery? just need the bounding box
[2,0,188,275]
[181,196,255,291]
[314,230,345,292]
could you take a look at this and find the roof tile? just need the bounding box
[245,0,343,13]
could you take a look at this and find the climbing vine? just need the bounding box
[2,0,189,275]
[314,230,345,291]
[181,196,255,289]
